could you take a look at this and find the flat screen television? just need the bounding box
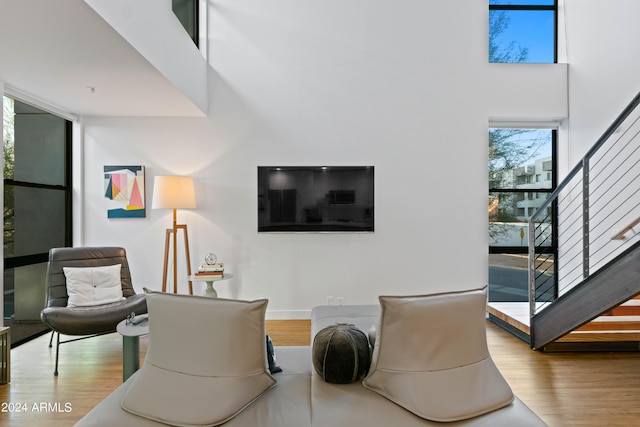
[258,166,374,232]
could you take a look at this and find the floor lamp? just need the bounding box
[152,176,197,294]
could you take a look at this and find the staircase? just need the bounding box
[488,297,640,352]
[489,91,640,351]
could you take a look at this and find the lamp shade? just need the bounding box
[152,176,197,209]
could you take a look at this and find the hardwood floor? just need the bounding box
[0,320,639,426]
[486,322,640,426]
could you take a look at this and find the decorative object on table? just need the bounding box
[152,175,197,294]
[126,312,148,326]
[205,252,217,265]
[104,165,145,218]
[312,323,371,384]
[196,263,224,279]
[195,253,224,278]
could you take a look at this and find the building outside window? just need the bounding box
[489,129,556,302]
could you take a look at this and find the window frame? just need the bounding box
[489,1,558,64]
[489,128,557,255]
[172,0,199,47]
[3,99,73,269]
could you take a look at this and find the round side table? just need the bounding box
[188,273,233,297]
[116,315,149,382]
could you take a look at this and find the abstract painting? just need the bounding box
[104,165,145,218]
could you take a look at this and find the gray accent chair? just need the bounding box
[40,247,148,375]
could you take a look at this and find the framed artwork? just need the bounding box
[104,165,146,218]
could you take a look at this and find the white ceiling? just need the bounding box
[0,0,204,117]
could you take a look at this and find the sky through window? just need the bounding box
[489,1,556,64]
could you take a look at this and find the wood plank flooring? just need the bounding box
[1,320,639,426]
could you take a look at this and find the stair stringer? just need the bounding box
[531,241,640,349]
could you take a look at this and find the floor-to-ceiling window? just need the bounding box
[487,1,558,302]
[3,96,72,345]
[489,129,556,301]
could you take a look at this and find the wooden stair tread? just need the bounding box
[577,315,640,331]
[557,331,640,343]
[589,315,640,321]
[603,300,640,316]
[603,307,640,316]
[487,302,640,349]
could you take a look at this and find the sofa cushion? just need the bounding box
[76,347,314,427]
[362,287,514,422]
[312,323,371,384]
[310,375,544,427]
[63,264,124,307]
[121,293,276,427]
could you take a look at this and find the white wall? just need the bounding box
[554,0,640,289]
[84,0,209,115]
[561,0,640,171]
[80,0,568,318]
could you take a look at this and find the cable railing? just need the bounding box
[528,91,640,347]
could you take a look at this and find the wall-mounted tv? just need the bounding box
[258,166,374,232]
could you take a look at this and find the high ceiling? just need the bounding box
[0,0,204,117]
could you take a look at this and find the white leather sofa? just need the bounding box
[75,289,547,427]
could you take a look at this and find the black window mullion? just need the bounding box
[64,119,73,247]
[490,188,555,193]
[4,180,68,191]
[489,5,556,12]
[4,253,49,269]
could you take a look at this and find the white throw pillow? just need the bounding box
[362,287,514,422]
[63,264,125,307]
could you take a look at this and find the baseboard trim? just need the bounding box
[266,310,311,320]
[488,313,531,345]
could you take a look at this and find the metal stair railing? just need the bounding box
[528,91,640,349]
